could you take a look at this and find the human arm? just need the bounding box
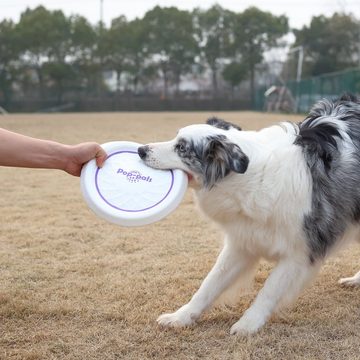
[0,128,107,176]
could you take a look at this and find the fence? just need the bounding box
[2,97,252,113]
[255,68,360,113]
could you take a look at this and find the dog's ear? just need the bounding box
[202,135,249,188]
[206,117,242,131]
[339,93,359,104]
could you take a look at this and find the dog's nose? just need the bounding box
[138,145,149,160]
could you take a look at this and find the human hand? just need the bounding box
[63,142,107,176]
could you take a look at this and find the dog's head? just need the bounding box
[138,118,249,189]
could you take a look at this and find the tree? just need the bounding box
[100,16,151,94]
[222,61,248,98]
[69,15,98,95]
[193,5,235,97]
[101,16,129,92]
[42,62,75,102]
[293,13,360,76]
[0,20,20,106]
[143,6,198,98]
[233,7,289,105]
[70,15,96,60]
[123,18,150,93]
[91,22,112,97]
[16,6,71,99]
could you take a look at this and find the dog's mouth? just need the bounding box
[186,172,194,182]
[142,159,194,182]
[138,150,194,182]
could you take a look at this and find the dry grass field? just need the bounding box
[0,111,359,360]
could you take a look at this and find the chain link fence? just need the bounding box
[255,68,360,113]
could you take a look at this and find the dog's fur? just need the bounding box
[138,94,360,335]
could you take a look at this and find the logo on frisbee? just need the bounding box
[117,168,152,183]
[126,170,141,183]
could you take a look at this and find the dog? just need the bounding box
[137,94,360,335]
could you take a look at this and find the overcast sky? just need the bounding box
[2,0,360,29]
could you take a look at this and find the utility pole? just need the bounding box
[99,0,104,99]
[100,0,104,26]
[289,46,304,83]
[288,46,304,112]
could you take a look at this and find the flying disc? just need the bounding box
[80,141,188,227]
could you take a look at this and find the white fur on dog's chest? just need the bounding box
[193,151,312,261]
[196,194,304,260]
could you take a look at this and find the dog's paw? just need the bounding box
[157,307,196,328]
[339,275,360,287]
[230,312,266,336]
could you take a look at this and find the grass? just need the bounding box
[0,112,359,359]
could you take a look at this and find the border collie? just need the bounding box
[138,94,360,335]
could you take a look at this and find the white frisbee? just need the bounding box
[80,141,188,227]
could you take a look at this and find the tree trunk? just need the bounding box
[0,72,12,108]
[116,69,121,92]
[133,75,139,93]
[175,71,181,95]
[163,72,168,99]
[97,65,103,98]
[161,63,168,99]
[211,64,218,98]
[133,56,140,93]
[56,80,63,104]
[250,65,255,108]
[36,66,45,99]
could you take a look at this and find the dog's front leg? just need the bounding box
[157,242,257,328]
[230,257,320,335]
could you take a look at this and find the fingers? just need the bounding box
[62,142,107,177]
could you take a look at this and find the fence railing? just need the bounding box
[0,97,252,113]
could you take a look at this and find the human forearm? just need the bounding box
[0,128,107,176]
[0,128,69,170]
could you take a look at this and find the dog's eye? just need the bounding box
[177,143,186,152]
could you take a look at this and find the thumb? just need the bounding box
[95,146,107,168]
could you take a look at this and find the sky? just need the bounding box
[1,0,360,29]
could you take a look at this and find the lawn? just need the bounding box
[0,111,359,359]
